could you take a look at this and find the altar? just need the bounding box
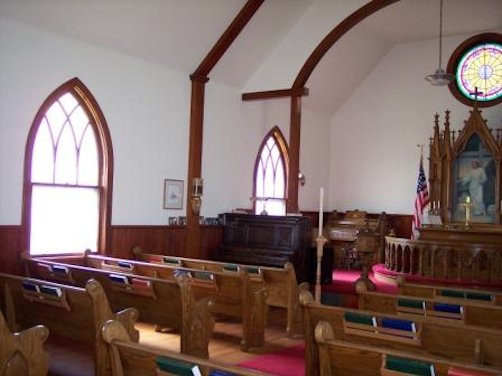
[383,106,502,286]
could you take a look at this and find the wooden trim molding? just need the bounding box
[21,77,113,253]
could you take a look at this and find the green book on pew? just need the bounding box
[344,311,376,326]
[398,298,426,310]
[156,356,202,376]
[385,355,435,376]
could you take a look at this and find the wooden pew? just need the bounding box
[357,289,502,329]
[34,252,269,351]
[22,255,215,358]
[0,273,138,376]
[132,246,305,337]
[314,321,501,376]
[299,289,502,376]
[102,319,272,376]
[0,310,49,376]
[398,280,502,306]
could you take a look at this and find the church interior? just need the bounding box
[1,0,502,375]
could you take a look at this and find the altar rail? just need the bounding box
[384,236,502,283]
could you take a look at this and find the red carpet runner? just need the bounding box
[237,343,305,376]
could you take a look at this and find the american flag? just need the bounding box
[412,157,430,239]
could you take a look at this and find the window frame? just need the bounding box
[22,78,114,254]
[252,126,289,215]
[447,33,502,108]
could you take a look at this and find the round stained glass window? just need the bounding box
[447,33,502,107]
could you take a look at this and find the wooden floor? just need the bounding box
[137,307,305,365]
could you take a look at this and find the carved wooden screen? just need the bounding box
[428,106,501,225]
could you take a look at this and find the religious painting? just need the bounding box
[163,179,184,209]
[452,133,496,223]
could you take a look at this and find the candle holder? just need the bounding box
[314,234,327,303]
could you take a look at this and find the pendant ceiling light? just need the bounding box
[425,0,454,86]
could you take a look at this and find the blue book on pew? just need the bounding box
[209,371,238,376]
[381,317,416,332]
[433,303,462,314]
[22,281,40,293]
[51,264,69,275]
[117,261,133,269]
[108,274,130,284]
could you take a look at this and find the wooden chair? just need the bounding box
[315,321,501,376]
[0,273,138,376]
[102,319,273,376]
[0,310,49,376]
[132,246,305,337]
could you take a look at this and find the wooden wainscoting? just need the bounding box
[110,225,222,259]
[0,225,25,274]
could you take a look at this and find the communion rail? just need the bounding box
[384,236,502,284]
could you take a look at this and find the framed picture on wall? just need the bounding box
[163,179,184,209]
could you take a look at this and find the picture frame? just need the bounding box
[163,179,184,209]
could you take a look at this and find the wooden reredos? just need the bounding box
[428,106,502,225]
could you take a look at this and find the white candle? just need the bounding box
[466,196,471,204]
[318,187,324,237]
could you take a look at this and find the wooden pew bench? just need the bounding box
[314,321,501,376]
[132,246,305,337]
[102,319,272,376]
[357,289,502,329]
[0,273,138,376]
[300,290,502,376]
[398,280,502,306]
[0,310,49,376]
[22,255,214,358]
[34,252,269,351]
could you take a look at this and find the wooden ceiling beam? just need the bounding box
[193,0,265,78]
[242,87,309,101]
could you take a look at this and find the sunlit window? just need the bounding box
[253,127,288,216]
[24,78,113,255]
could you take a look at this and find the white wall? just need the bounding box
[329,32,502,215]
[0,19,190,225]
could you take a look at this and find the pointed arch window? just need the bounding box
[253,127,289,216]
[23,78,113,255]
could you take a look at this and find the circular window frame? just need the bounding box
[446,33,502,108]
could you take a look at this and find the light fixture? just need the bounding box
[298,172,306,186]
[191,178,203,214]
[425,0,454,86]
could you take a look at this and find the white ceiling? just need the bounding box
[1,0,501,115]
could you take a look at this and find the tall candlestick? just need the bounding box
[318,187,324,237]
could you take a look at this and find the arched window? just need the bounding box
[253,127,289,216]
[22,78,113,255]
[447,33,502,107]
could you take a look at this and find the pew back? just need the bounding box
[0,272,138,376]
[23,256,214,358]
[314,321,501,376]
[132,247,302,336]
[399,281,502,306]
[358,290,502,329]
[102,319,272,376]
[300,290,502,376]
[62,252,268,351]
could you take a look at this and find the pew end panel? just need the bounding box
[102,319,273,376]
[0,310,50,376]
